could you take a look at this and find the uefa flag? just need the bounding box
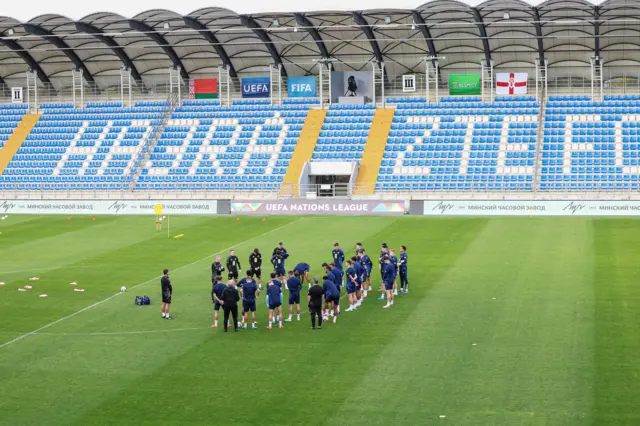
[496,73,528,95]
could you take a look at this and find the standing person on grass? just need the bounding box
[389,249,399,296]
[345,260,359,312]
[212,256,225,279]
[399,245,409,294]
[241,273,260,329]
[285,270,302,322]
[249,248,263,287]
[382,256,395,309]
[267,278,284,329]
[221,280,240,332]
[211,276,227,328]
[308,278,324,329]
[323,275,340,324]
[226,249,242,282]
[161,269,173,320]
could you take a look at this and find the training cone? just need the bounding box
[68,217,72,221]
[261,218,266,222]
[92,217,96,221]
[236,218,240,222]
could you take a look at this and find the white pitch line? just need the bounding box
[0,218,303,350]
[0,327,209,336]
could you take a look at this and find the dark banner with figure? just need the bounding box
[231,200,405,215]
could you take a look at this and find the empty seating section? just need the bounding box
[135,99,310,191]
[8,94,640,193]
[541,95,640,191]
[378,96,539,191]
[0,102,164,190]
[0,104,28,149]
[311,104,374,161]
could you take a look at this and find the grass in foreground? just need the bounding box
[0,215,639,425]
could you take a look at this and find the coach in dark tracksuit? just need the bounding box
[221,282,240,332]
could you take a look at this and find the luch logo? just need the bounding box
[432,201,455,214]
[0,201,16,212]
[108,201,128,214]
[563,201,586,215]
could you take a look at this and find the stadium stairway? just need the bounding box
[0,114,40,174]
[354,108,395,194]
[281,109,327,194]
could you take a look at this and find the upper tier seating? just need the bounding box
[541,95,640,191]
[0,102,165,191]
[378,96,540,191]
[311,104,375,162]
[0,104,28,150]
[134,99,313,191]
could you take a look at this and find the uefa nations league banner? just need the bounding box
[420,200,640,216]
[241,77,270,98]
[231,200,405,215]
[287,76,317,97]
[0,200,219,215]
[449,74,481,96]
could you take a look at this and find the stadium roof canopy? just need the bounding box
[0,0,636,89]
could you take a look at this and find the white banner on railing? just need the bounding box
[422,200,640,216]
[0,200,219,215]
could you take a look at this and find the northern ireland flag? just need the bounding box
[496,72,528,95]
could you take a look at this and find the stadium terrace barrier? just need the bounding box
[412,200,640,216]
[0,199,225,215]
[231,199,405,215]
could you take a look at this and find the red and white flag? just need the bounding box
[496,72,528,95]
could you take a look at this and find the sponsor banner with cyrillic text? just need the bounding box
[0,200,219,215]
[231,200,405,215]
[422,200,640,216]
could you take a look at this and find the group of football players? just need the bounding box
[209,241,408,330]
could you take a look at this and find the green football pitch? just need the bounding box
[1,215,640,425]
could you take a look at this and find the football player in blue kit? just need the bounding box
[266,275,284,329]
[345,260,360,312]
[389,249,399,296]
[293,262,311,287]
[240,272,260,329]
[322,275,340,324]
[285,270,302,322]
[211,276,227,328]
[382,256,396,308]
[399,245,409,294]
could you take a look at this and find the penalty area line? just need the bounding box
[0,218,303,350]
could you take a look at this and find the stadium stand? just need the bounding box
[134,99,312,191]
[377,96,540,191]
[0,102,165,191]
[540,95,640,191]
[311,104,374,162]
[0,104,28,151]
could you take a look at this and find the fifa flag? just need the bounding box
[189,79,218,99]
[496,73,528,95]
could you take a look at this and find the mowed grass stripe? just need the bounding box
[70,218,487,426]
[329,218,595,426]
[0,216,400,425]
[593,219,640,425]
[0,215,215,336]
[0,216,299,341]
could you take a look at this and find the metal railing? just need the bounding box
[2,68,640,108]
[128,92,178,190]
[4,183,640,202]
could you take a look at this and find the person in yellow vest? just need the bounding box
[154,204,163,231]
